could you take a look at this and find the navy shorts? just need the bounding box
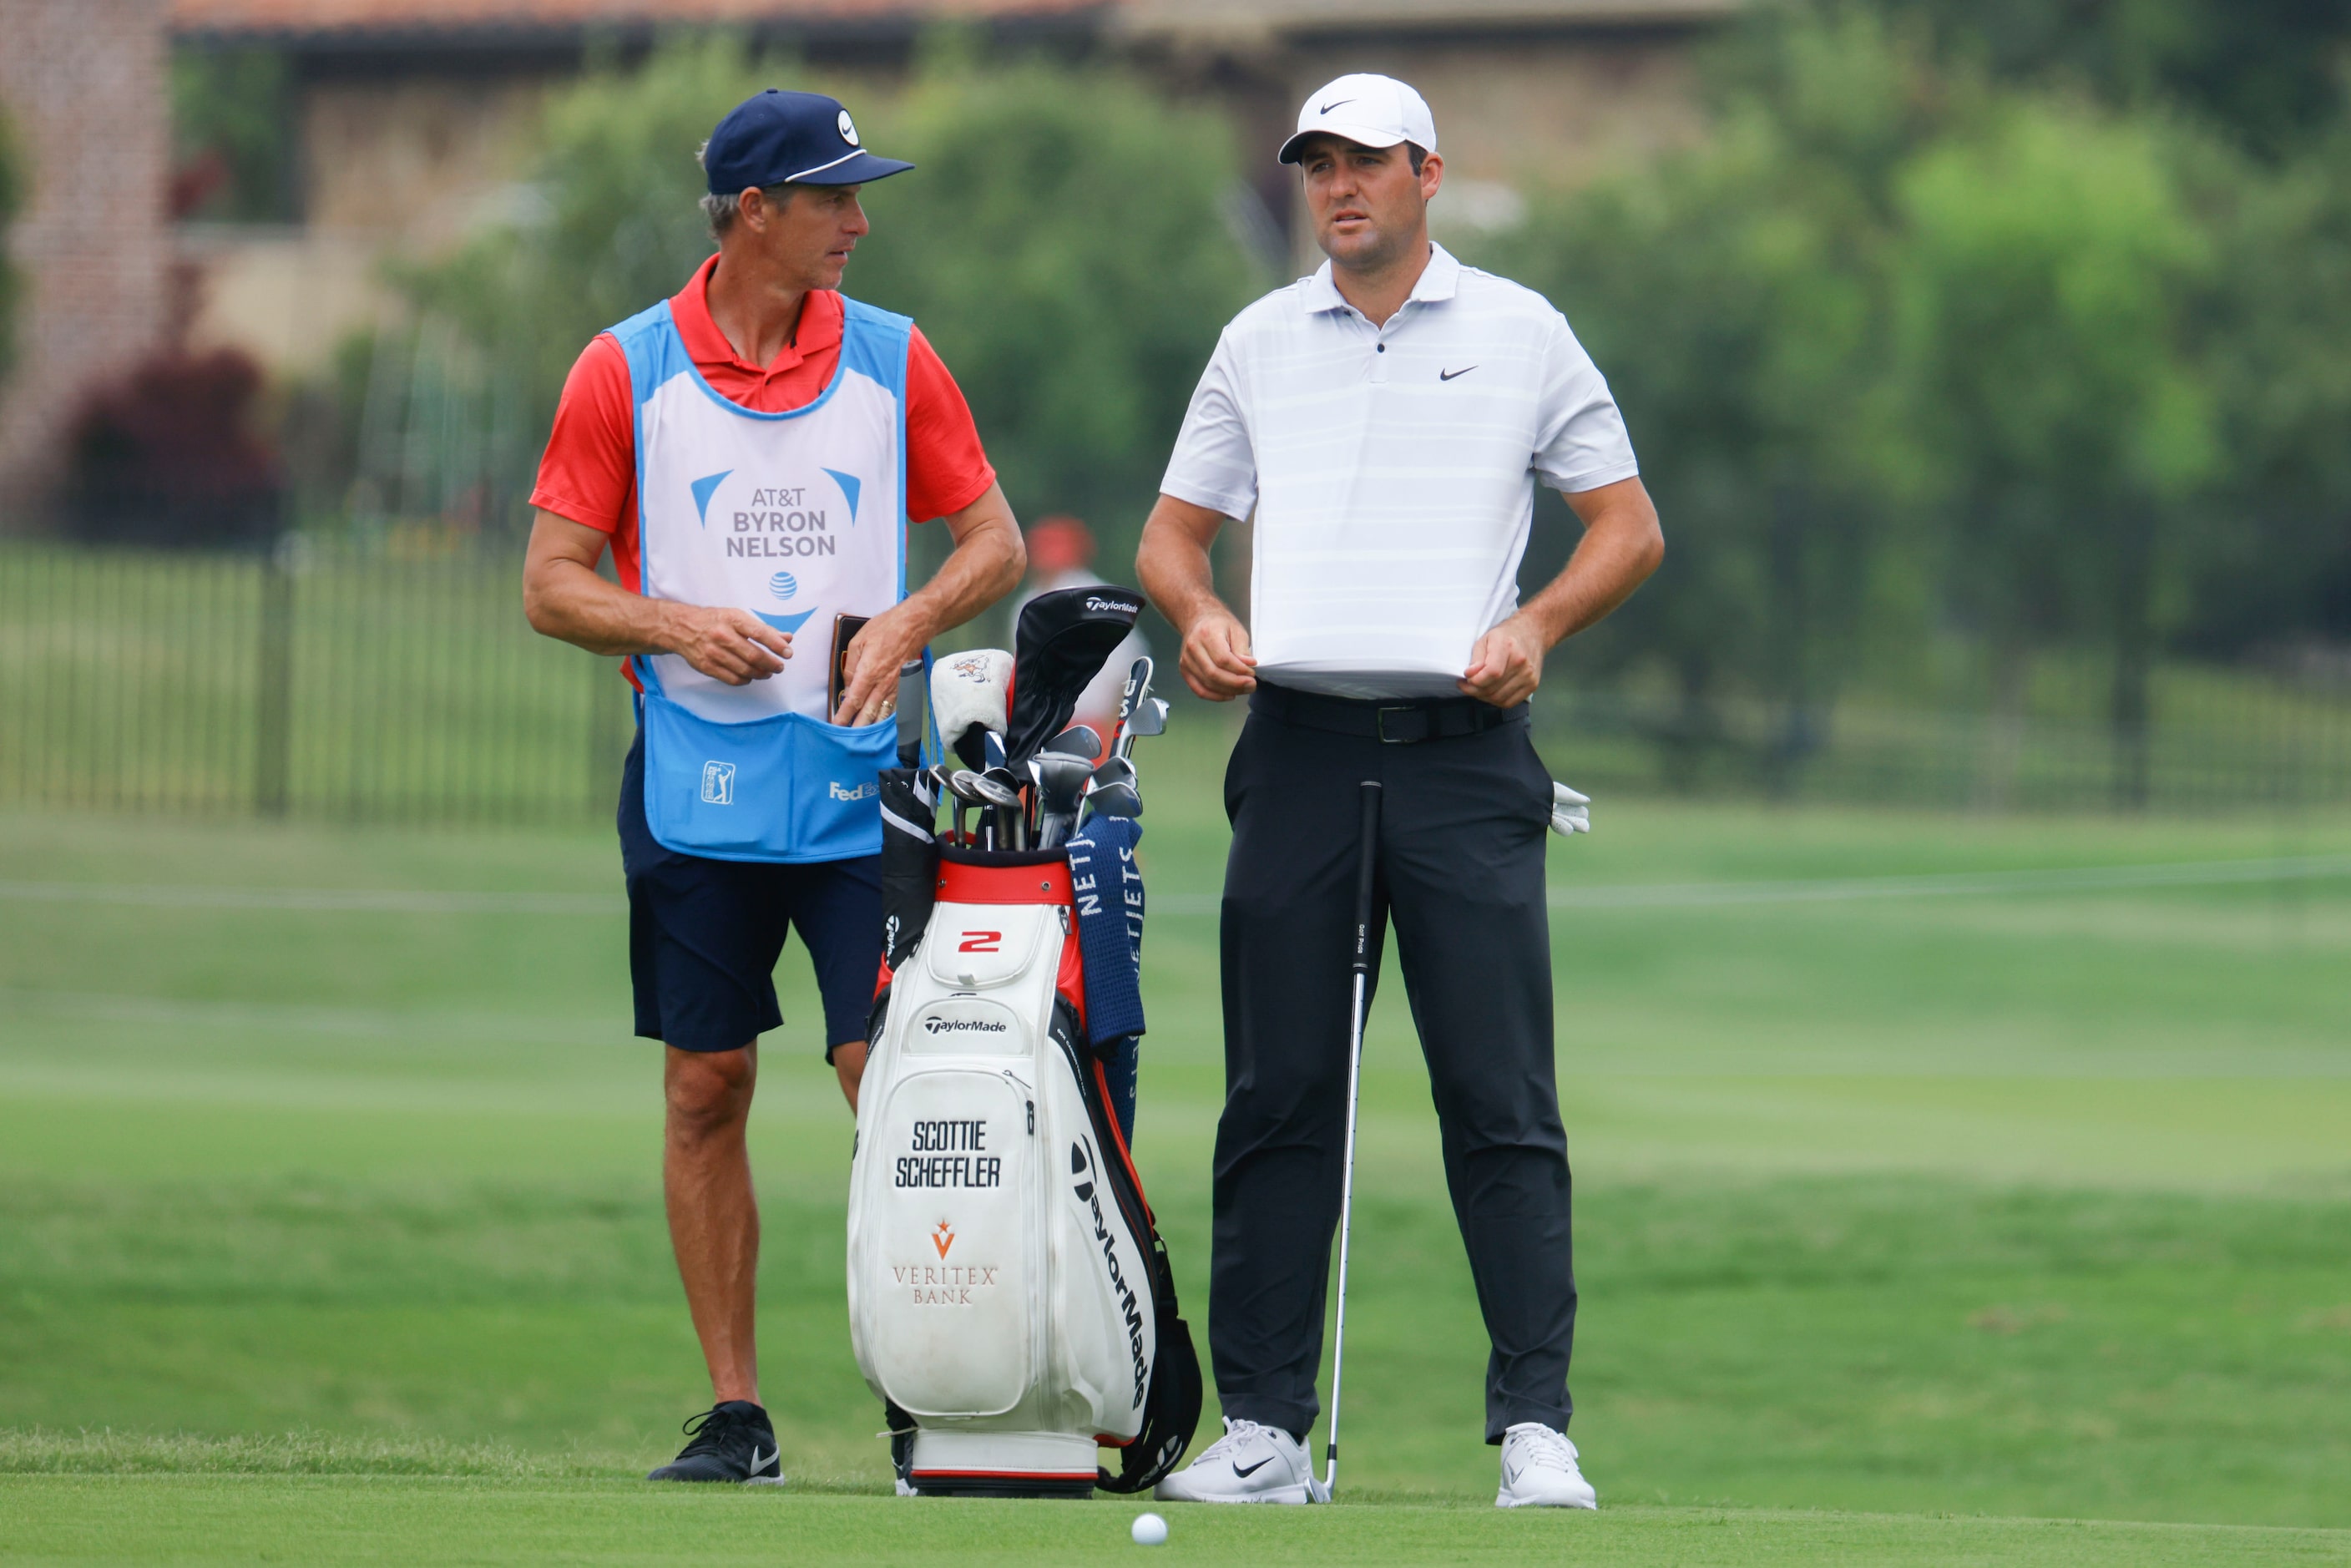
[619,727,883,1058]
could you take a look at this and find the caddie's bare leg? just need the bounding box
[664,1044,761,1406]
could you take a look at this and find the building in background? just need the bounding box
[0,0,174,520]
[0,0,1731,522]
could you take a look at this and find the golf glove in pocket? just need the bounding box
[1550,782,1590,837]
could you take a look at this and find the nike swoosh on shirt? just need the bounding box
[1232,1455,1276,1478]
[1440,366,1478,381]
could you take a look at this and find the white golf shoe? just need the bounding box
[1494,1423,1596,1509]
[1153,1417,1326,1504]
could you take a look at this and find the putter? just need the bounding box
[1324,779,1383,1501]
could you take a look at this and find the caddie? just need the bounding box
[522,88,1023,1485]
[1137,73,1663,1508]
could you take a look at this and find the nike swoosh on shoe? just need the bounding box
[1232,1455,1275,1478]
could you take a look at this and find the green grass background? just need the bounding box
[3,721,2348,1562]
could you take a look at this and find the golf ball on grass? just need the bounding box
[1131,1511,1168,1545]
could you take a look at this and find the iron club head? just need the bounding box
[1082,754,1142,820]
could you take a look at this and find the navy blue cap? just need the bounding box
[704,89,913,193]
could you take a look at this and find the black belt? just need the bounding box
[1250,682,1525,743]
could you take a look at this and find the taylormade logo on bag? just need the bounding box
[922,1015,1009,1037]
[1085,594,1140,615]
[1070,1138,1150,1408]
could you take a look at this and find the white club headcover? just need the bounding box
[1550,781,1591,837]
[930,648,1013,756]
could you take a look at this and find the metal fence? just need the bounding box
[4,537,2349,824]
[0,534,633,824]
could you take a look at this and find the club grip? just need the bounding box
[1351,781,1382,975]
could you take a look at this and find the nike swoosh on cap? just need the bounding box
[1318,99,1354,114]
[1231,1454,1275,1478]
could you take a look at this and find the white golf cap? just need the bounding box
[1278,73,1438,165]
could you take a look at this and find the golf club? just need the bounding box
[1324,778,1383,1501]
[1005,585,1143,765]
[1122,695,1169,755]
[1108,658,1154,759]
[965,768,1024,852]
[1033,726,1102,843]
[946,770,995,847]
[1031,750,1097,848]
[930,650,1013,772]
[1080,755,1141,822]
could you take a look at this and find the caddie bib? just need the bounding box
[613,291,910,862]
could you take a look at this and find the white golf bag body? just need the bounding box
[847,844,1196,1497]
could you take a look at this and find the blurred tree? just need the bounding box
[1881,0,2351,157]
[1888,99,2217,806]
[846,38,1259,569]
[403,31,775,480]
[170,47,296,222]
[1481,8,1932,790]
[0,109,20,384]
[410,32,1257,574]
[2190,125,2351,655]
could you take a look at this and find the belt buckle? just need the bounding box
[1376,706,1421,744]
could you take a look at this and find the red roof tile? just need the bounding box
[173,0,1097,39]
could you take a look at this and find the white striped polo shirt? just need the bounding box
[1161,242,1639,700]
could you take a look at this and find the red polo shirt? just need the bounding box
[529,254,997,594]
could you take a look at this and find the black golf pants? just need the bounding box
[1211,690,1575,1445]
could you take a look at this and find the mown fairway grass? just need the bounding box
[3,723,2348,1562]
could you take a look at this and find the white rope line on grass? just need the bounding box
[3,852,2348,919]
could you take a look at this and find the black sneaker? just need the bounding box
[647,1401,784,1484]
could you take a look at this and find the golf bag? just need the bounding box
[848,789,1200,1498]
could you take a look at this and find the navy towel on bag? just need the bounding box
[1064,817,1145,1141]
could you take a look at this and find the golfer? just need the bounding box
[521,89,1022,1484]
[1138,74,1661,1508]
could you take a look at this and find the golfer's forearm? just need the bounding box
[1137,497,1233,634]
[1524,492,1664,649]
